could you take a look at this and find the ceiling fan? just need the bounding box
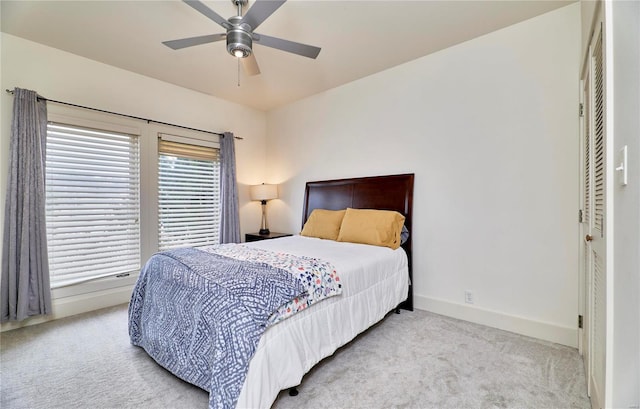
[163,0,321,76]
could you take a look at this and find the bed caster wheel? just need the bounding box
[289,387,299,397]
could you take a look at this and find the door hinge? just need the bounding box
[578,209,583,223]
[579,103,584,117]
[578,315,583,329]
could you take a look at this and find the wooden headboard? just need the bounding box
[302,173,414,311]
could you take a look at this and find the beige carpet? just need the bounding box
[0,304,590,408]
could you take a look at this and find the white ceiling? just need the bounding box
[1,0,574,111]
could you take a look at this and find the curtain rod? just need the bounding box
[5,88,242,140]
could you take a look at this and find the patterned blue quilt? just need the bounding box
[128,247,305,409]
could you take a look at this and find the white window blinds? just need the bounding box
[158,135,221,251]
[45,123,140,288]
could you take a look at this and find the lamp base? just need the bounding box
[259,200,270,236]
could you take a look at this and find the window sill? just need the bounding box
[52,273,139,300]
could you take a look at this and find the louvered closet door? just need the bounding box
[581,69,592,392]
[583,21,606,409]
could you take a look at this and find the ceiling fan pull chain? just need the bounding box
[237,57,241,87]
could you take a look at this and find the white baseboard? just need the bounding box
[3,288,578,348]
[414,295,578,348]
[1,285,132,332]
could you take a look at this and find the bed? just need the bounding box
[129,173,414,409]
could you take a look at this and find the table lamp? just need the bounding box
[250,183,278,235]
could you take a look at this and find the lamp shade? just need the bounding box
[250,184,278,201]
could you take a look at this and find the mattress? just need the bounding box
[236,235,409,408]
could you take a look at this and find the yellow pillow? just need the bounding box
[300,209,346,240]
[337,208,406,250]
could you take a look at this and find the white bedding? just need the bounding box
[236,235,409,408]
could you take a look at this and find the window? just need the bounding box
[45,123,140,288]
[43,109,222,295]
[158,134,221,250]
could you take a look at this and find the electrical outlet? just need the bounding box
[464,290,474,304]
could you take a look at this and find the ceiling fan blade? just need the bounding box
[242,54,261,76]
[254,33,321,59]
[162,33,226,50]
[183,0,231,29]
[240,0,286,30]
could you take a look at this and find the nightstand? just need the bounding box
[245,232,292,242]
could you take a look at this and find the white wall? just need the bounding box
[0,33,267,327]
[266,4,581,346]
[609,0,640,406]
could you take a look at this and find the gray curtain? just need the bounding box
[219,131,241,243]
[1,88,52,322]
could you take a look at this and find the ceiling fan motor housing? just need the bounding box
[227,16,252,58]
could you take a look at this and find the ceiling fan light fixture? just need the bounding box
[229,43,251,58]
[226,18,252,58]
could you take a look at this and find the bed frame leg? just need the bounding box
[289,387,299,397]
